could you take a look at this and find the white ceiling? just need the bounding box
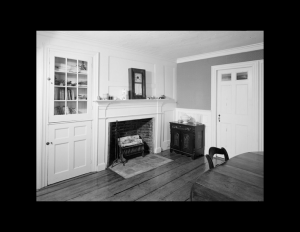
[65,31,264,61]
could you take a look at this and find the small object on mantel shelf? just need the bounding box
[159,95,166,99]
[102,93,109,100]
[121,89,127,100]
[147,96,157,100]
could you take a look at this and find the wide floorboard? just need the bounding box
[36,150,213,201]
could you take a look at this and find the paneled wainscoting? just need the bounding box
[36,150,212,201]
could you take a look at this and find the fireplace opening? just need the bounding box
[108,118,154,167]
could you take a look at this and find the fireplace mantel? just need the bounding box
[93,99,175,108]
[94,99,175,119]
[93,98,176,171]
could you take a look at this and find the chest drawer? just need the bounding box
[170,124,194,132]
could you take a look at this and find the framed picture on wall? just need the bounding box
[128,68,146,99]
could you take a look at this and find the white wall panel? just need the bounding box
[162,110,174,150]
[154,64,164,97]
[164,66,174,99]
[108,86,128,99]
[107,56,156,99]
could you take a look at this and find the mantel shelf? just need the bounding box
[93,99,175,103]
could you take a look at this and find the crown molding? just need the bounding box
[36,31,177,63]
[176,42,264,63]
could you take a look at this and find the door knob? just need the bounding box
[46,142,49,145]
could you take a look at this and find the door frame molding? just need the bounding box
[211,60,263,152]
[38,44,99,190]
[258,60,264,151]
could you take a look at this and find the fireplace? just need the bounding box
[108,118,154,167]
[94,99,174,172]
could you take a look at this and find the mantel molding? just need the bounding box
[94,99,176,120]
[177,42,264,63]
[94,99,175,109]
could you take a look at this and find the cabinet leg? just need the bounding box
[120,152,126,165]
[170,149,173,153]
[192,154,197,160]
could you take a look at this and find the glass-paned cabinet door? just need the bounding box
[49,50,92,122]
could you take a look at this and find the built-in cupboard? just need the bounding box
[47,49,93,185]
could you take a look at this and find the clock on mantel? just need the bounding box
[128,68,146,99]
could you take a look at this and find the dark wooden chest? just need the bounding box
[170,121,205,160]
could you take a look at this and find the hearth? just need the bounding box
[108,118,154,167]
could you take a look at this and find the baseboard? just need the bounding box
[97,163,106,171]
[154,147,162,153]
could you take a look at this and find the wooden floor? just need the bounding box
[36,150,213,201]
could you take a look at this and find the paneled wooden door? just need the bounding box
[48,121,92,185]
[46,49,93,185]
[216,67,253,158]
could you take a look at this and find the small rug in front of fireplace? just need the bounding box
[109,154,173,179]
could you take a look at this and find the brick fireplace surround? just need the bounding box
[93,99,172,172]
[108,118,153,167]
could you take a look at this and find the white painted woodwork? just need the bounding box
[164,66,176,99]
[258,60,264,152]
[94,99,175,170]
[48,121,92,185]
[161,102,176,150]
[48,49,93,122]
[36,32,177,189]
[37,46,43,190]
[211,60,263,160]
[217,67,253,158]
[175,108,212,155]
[36,31,263,190]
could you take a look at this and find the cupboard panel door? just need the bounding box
[170,129,181,151]
[49,50,92,123]
[48,121,92,185]
[181,132,195,154]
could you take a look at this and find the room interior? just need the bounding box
[36,31,264,200]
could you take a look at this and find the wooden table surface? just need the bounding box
[191,151,264,201]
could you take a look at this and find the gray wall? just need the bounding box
[177,50,264,110]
